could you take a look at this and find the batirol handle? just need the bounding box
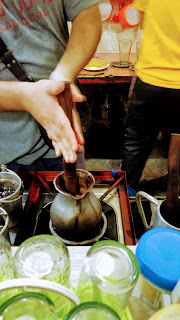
[58,82,77,195]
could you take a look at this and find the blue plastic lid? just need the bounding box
[136,228,180,291]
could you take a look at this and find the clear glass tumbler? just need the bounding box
[13,235,71,319]
[0,292,58,320]
[64,301,121,320]
[0,235,15,305]
[118,39,132,67]
[75,240,140,318]
[0,235,14,282]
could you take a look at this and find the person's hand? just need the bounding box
[21,79,85,163]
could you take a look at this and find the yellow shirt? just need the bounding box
[133,0,180,89]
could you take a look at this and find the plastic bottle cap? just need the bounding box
[136,228,180,291]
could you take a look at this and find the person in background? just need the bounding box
[0,0,102,171]
[121,0,180,190]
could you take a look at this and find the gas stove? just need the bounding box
[9,171,136,246]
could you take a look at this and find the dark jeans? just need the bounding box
[6,152,86,172]
[121,77,180,189]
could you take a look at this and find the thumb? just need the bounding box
[47,80,65,96]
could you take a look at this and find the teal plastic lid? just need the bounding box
[136,228,180,291]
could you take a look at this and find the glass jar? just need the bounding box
[64,301,121,320]
[0,292,57,320]
[13,235,71,318]
[135,228,180,311]
[75,240,139,318]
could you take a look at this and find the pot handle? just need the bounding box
[135,191,159,230]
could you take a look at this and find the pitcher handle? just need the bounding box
[135,191,159,230]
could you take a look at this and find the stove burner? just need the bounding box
[33,200,119,245]
[49,213,107,245]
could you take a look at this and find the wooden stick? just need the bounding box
[58,82,77,195]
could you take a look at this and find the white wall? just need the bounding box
[68,18,142,55]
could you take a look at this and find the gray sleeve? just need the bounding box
[64,0,100,21]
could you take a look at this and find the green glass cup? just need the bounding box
[0,292,57,320]
[0,278,80,320]
[0,235,14,282]
[13,235,72,319]
[0,235,16,305]
[64,301,121,320]
[75,240,140,318]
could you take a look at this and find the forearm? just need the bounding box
[52,4,102,82]
[0,81,27,111]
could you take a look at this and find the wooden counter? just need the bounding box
[78,53,136,84]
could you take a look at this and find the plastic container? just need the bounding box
[135,228,180,311]
[0,292,58,320]
[75,240,139,318]
[64,301,121,320]
[119,3,140,29]
[149,304,180,320]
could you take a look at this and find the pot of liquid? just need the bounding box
[50,169,103,242]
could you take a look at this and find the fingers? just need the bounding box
[49,119,79,163]
[70,83,87,103]
[34,80,85,163]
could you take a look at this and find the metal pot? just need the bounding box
[0,207,10,242]
[136,191,180,231]
[0,165,24,227]
[50,169,102,239]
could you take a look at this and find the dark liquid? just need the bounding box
[160,201,180,228]
[57,172,93,197]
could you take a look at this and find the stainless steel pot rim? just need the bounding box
[49,212,107,246]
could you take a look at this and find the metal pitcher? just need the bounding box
[136,191,180,231]
[50,169,102,239]
[0,165,24,227]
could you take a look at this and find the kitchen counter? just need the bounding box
[78,53,136,84]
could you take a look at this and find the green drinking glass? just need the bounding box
[75,240,140,318]
[13,235,72,318]
[0,292,57,320]
[64,301,121,320]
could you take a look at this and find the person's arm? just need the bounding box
[0,79,85,163]
[50,4,102,82]
[0,5,102,163]
[49,4,102,161]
